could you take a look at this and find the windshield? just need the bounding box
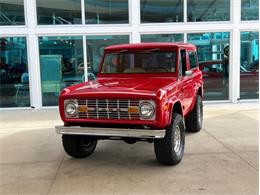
[101,50,177,74]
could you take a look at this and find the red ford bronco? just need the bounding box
[56,43,203,165]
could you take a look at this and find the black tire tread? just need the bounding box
[185,95,203,133]
[62,135,97,158]
[154,113,185,165]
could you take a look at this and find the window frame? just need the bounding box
[140,0,184,24]
[36,0,83,25]
[0,0,26,26]
[84,0,129,25]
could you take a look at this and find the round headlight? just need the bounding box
[140,102,155,119]
[65,101,78,117]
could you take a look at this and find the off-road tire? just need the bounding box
[62,135,97,158]
[185,95,203,133]
[154,113,185,165]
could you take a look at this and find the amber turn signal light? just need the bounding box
[128,107,139,114]
[78,105,88,112]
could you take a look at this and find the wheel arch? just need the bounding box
[197,86,203,98]
[172,101,183,116]
[166,100,183,126]
[189,86,203,113]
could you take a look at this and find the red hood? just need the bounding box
[63,77,177,99]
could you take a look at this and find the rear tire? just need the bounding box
[154,113,185,165]
[62,135,97,158]
[185,95,203,133]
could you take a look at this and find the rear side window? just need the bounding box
[188,51,198,69]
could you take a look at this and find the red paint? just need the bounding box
[59,43,204,129]
[199,60,258,95]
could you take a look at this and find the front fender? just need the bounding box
[164,95,183,127]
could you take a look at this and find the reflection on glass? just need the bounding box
[86,35,129,76]
[39,36,84,106]
[101,51,177,74]
[188,32,230,100]
[0,0,25,25]
[240,31,259,99]
[141,34,184,42]
[85,0,128,24]
[187,0,230,22]
[36,0,82,25]
[140,0,183,23]
[241,0,259,20]
[0,37,29,107]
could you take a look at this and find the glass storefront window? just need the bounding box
[0,37,29,107]
[188,32,230,100]
[86,35,129,76]
[141,34,184,42]
[241,0,259,21]
[187,0,230,22]
[0,0,25,25]
[39,36,84,106]
[240,31,259,99]
[36,0,82,25]
[140,0,184,23]
[85,0,128,24]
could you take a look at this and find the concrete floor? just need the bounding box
[0,103,258,195]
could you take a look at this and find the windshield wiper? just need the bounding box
[141,48,160,53]
[118,49,128,53]
[109,49,128,54]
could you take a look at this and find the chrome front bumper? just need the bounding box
[55,125,165,139]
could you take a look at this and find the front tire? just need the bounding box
[62,135,97,158]
[154,113,185,165]
[185,95,203,133]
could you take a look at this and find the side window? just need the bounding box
[180,49,187,76]
[188,51,198,69]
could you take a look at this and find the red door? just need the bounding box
[179,49,195,114]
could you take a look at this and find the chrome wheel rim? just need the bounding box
[173,126,181,153]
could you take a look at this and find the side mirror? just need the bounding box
[185,70,193,77]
